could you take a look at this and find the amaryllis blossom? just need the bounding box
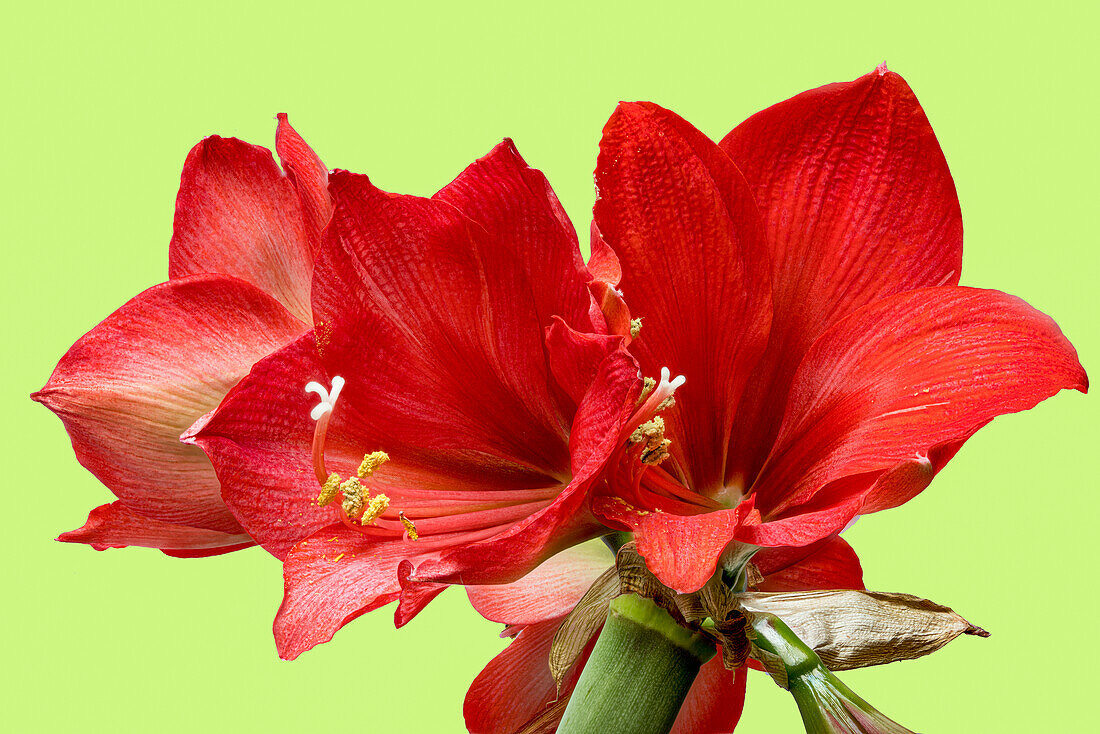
[466,65,1085,734]
[581,64,1087,594]
[463,535,864,734]
[34,115,330,555]
[187,141,643,659]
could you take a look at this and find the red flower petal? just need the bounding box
[594,101,772,493]
[411,345,641,586]
[670,659,747,734]
[191,332,534,559]
[34,275,305,533]
[859,433,970,515]
[545,317,629,410]
[592,495,755,593]
[464,620,573,734]
[753,286,1087,526]
[313,170,571,482]
[275,523,433,660]
[169,134,315,323]
[58,501,253,554]
[395,559,448,628]
[736,492,867,548]
[185,332,331,557]
[752,536,865,592]
[597,289,1077,589]
[587,221,621,287]
[720,67,964,488]
[434,139,597,333]
[467,540,614,626]
[275,114,331,251]
[588,280,632,340]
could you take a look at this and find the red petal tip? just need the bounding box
[876,61,889,76]
[55,533,114,550]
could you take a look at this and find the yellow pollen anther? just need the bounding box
[638,376,657,403]
[340,477,366,518]
[361,493,390,525]
[316,472,342,506]
[399,511,419,541]
[630,417,672,465]
[656,395,676,412]
[641,438,672,465]
[629,318,643,339]
[357,451,390,479]
[630,416,665,444]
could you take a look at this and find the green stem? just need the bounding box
[749,611,823,683]
[556,594,716,734]
[601,530,632,555]
[751,613,913,734]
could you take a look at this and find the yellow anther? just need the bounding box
[637,376,657,404]
[656,395,676,412]
[629,318,643,339]
[399,511,419,541]
[340,477,365,519]
[361,493,390,526]
[357,450,390,479]
[630,416,665,445]
[641,438,672,465]
[316,472,342,506]
[629,417,672,465]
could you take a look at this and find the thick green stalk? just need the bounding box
[556,594,716,734]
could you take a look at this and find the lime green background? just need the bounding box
[3,2,1096,731]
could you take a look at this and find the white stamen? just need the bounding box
[305,376,345,420]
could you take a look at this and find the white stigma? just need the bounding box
[659,366,686,391]
[305,376,345,420]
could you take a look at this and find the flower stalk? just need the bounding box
[555,593,716,734]
[751,612,916,734]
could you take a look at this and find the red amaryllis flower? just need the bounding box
[585,65,1087,593]
[462,535,864,733]
[34,115,330,556]
[187,141,642,658]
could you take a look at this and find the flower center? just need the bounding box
[306,377,418,541]
[604,368,724,515]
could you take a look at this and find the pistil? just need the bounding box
[305,376,344,484]
[304,376,415,540]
